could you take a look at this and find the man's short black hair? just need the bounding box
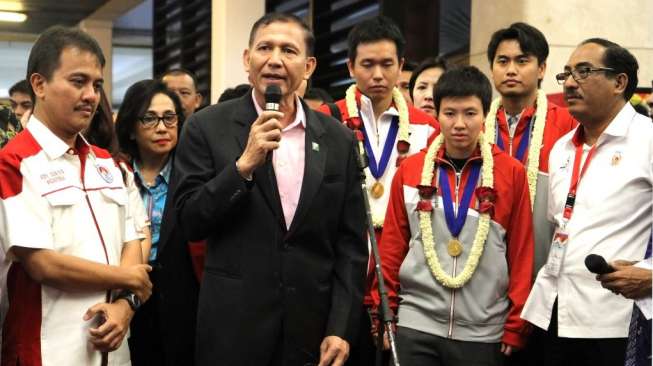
[409,57,448,100]
[305,87,334,103]
[487,22,549,66]
[580,38,639,101]
[249,13,315,56]
[9,80,30,96]
[434,66,493,115]
[347,16,405,63]
[161,68,199,91]
[26,26,105,98]
[217,84,252,103]
[403,60,418,72]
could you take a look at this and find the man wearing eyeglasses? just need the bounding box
[522,38,653,366]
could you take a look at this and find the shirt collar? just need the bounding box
[572,102,634,146]
[359,93,399,117]
[26,115,76,160]
[251,89,306,131]
[602,102,635,138]
[133,157,173,186]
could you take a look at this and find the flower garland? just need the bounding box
[484,90,547,208]
[345,84,411,228]
[417,132,494,289]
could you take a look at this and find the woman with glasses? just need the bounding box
[116,80,182,263]
[116,80,197,365]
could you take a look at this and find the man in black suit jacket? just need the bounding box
[172,13,367,366]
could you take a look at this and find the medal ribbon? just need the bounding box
[439,161,481,238]
[360,115,399,180]
[496,114,533,162]
[563,142,597,220]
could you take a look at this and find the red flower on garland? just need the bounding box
[475,186,497,216]
[353,130,365,142]
[417,199,433,212]
[347,117,362,130]
[396,140,410,154]
[417,185,436,199]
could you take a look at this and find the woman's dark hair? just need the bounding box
[408,57,448,100]
[84,87,118,155]
[115,79,184,162]
[434,66,493,115]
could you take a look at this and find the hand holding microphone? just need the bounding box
[237,85,283,179]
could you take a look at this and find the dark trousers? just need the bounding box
[128,291,164,366]
[395,326,503,366]
[346,307,390,366]
[511,300,627,366]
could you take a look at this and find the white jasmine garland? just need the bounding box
[484,90,547,208]
[419,133,494,289]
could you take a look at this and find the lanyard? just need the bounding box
[496,115,533,162]
[438,161,481,237]
[562,143,598,220]
[360,115,399,180]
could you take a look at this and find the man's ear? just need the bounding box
[347,59,355,79]
[614,73,628,96]
[30,73,46,101]
[242,48,251,74]
[304,56,317,80]
[538,61,547,82]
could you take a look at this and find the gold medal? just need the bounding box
[370,181,384,199]
[447,238,463,257]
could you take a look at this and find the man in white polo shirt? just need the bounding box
[0,26,152,366]
[522,38,653,366]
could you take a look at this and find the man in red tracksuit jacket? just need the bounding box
[375,66,533,366]
[486,22,576,280]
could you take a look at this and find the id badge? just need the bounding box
[545,227,568,277]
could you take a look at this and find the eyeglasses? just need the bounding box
[555,66,615,85]
[138,113,178,128]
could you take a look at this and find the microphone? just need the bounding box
[585,254,614,274]
[264,85,282,111]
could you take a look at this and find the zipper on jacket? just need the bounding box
[449,161,468,338]
[436,155,481,339]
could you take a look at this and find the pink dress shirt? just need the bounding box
[252,91,306,229]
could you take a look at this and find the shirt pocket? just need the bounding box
[43,188,84,252]
[99,187,128,207]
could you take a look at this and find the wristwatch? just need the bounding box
[115,290,142,311]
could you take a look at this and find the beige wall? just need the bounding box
[79,0,144,104]
[211,0,265,103]
[79,19,113,101]
[470,0,653,95]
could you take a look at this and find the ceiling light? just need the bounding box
[0,1,23,12]
[0,11,26,22]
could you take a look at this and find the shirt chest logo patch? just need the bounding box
[96,165,114,183]
[610,151,622,166]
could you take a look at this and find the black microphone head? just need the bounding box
[585,254,614,274]
[264,85,282,109]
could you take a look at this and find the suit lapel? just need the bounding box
[287,106,326,236]
[233,94,285,228]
